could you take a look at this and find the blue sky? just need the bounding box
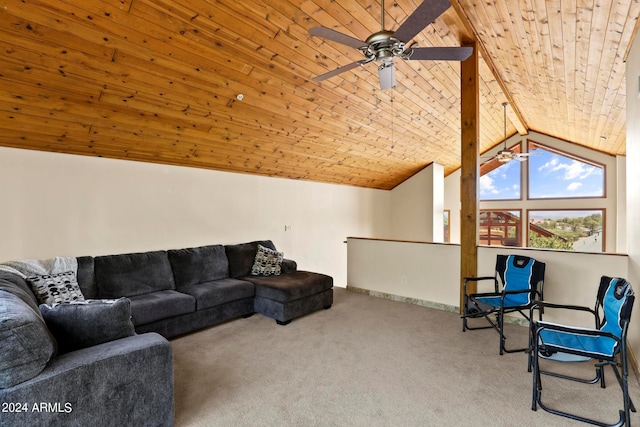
[480,147,604,200]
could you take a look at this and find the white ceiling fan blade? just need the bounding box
[379,63,396,90]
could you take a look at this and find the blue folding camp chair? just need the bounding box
[530,276,635,426]
[462,254,546,355]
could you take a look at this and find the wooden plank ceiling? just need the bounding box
[0,0,638,190]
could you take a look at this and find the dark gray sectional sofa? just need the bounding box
[0,240,333,427]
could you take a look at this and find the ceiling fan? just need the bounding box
[308,0,473,90]
[489,102,539,163]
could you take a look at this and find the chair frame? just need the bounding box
[529,276,635,427]
[462,254,545,355]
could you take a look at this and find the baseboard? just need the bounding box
[627,344,640,386]
[346,285,460,313]
[345,285,529,327]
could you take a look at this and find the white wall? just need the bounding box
[347,237,628,325]
[444,168,462,243]
[389,163,444,242]
[0,146,393,287]
[347,238,460,307]
[617,155,627,253]
[626,31,640,369]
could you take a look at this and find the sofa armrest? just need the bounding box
[281,258,297,273]
[0,333,174,427]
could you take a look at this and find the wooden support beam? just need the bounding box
[449,0,528,136]
[460,41,479,313]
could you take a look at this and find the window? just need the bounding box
[477,139,608,252]
[528,210,604,252]
[443,210,450,243]
[480,210,522,247]
[528,141,605,199]
[480,143,522,201]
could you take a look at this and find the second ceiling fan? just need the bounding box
[309,0,473,90]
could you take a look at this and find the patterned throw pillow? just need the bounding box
[250,244,284,276]
[27,271,85,306]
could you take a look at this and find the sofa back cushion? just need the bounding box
[0,288,57,388]
[76,256,97,299]
[94,251,175,298]
[225,240,277,278]
[168,245,229,288]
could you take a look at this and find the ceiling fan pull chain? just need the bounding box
[391,89,395,150]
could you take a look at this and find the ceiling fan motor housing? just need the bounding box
[362,31,405,62]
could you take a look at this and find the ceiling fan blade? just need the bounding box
[406,46,473,61]
[309,26,366,50]
[313,61,363,82]
[378,63,396,90]
[393,0,452,43]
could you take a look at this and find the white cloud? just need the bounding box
[538,157,559,172]
[480,175,499,194]
[567,182,583,191]
[541,158,599,181]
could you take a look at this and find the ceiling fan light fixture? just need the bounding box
[496,151,513,162]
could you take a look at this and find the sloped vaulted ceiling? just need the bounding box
[0,0,638,190]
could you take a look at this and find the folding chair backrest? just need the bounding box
[496,255,546,305]
[597,276,635,340]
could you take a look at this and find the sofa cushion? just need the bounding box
[40,298,136,354]
[168,245,229,288]
[76,256,97,298]
[251,245,284,276]
[95,251,176,298]
[245,271,334,303]
[179,278,255,310]
[0,290,57,388]
[27,271,85,306]
[225,240,277,278]
[0,272,40,313]
[128,290,195,326]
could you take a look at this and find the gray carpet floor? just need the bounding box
[171,288,640,426]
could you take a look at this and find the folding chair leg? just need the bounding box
[532,356,632,427]
[498,312,504,355]
[531,345,541,411]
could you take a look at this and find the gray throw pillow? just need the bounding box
[39,298,136,354]
[27,271,85,307]
[251,245,284,276]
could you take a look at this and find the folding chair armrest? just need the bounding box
[467,291,501,299]
[463,276,497,295]
[530,301,598,327]
[531,301,595,315]
[463,276,495,282]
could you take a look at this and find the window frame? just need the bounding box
[526,208,605,253]
[479,209,523,247]
[526,140,607,200]
[443,210,450,243]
